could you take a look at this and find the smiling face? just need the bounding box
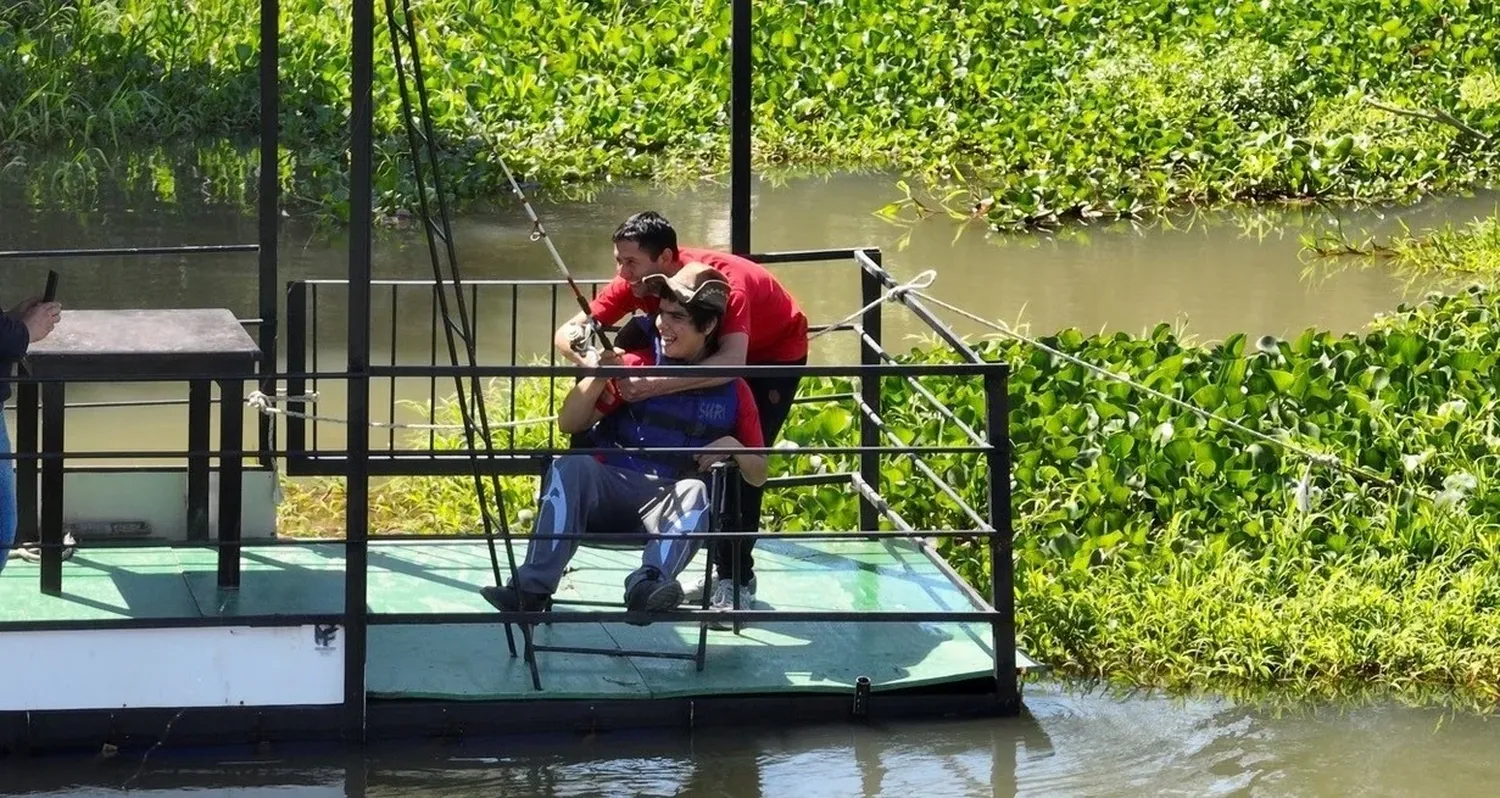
[654,297,717,362]
[614,240,674,295]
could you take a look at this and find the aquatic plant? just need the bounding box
[1304,208,1500,285]
[281,284,1500,709]
[4,0,1499,226]
[871,285,1500,710]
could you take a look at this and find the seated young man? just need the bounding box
[481,263,767,623]
[554,212,811,611]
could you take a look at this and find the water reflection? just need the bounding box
[0,709,1050,797]
[9,681,1500,796]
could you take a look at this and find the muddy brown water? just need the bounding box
[1,170,1490,461]
[3,170,1500,795]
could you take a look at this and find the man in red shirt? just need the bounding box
[552,211,808,613]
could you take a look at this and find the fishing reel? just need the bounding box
[566,316,612,358]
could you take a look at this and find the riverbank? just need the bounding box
[279,265,1500,709]
[4,1,1498,227]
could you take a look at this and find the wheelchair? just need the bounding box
[498,454,746,691]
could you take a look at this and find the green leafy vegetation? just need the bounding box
[4,0,1499,225]
[877,288,1500,709]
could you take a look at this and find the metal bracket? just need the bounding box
[851,675,871,720]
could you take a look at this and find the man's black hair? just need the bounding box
[612,211,678,260]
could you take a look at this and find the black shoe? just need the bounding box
[623,578,684,626]
[481,584,551,616]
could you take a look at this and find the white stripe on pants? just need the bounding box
[516,454,713,595]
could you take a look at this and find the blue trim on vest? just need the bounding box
[587,331,737,479]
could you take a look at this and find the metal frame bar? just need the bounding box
[257,0,281,471]
[858,251,884,532]
[0,0,1025,744]
[731,0,752,253]
[0,245,258,260]
[3,526,1003,549]
[0,443,987,462]
[345,0,374,739]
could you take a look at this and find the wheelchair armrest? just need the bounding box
[705,461,743,521]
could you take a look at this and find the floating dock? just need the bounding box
[0,537,1028,753]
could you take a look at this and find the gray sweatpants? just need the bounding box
[515,455,712,595]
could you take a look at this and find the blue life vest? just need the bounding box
[587,327,739,479]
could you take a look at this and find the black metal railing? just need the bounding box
[0,240,1019,716]
[282,248,909,475]
[268,244,1016,688]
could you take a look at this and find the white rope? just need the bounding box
[245,390,555,431]
[807,269,937,342]
[249,391,321,404]
[6,532,76,562]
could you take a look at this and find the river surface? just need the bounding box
[3,167,1496,462]
[2,681,1499,796]
[5,165,1500,792]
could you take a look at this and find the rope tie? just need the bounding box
[6,532,77,562]
[807,269,938,342]
[246,390,320,407]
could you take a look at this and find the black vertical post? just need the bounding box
[217,379,245,589]
[16,377,37,545]
[729,0,751,254]
[984,363,1017,709]
[39,382,64,594]
[857,251,882,533]
[257,0,280,470]
[344,0,374,741]
[285,281,307,464]
[186,380,212,540]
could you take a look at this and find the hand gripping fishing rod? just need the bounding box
[497,159,614,354]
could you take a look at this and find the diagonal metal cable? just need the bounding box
[382,0,527,627]
[899,286,1465,510]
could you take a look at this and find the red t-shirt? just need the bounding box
[588,246,809,364]
[593,351,764,449]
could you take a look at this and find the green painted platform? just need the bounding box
[0,538,1032,701]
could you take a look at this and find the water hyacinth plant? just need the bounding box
[282,284,1500,708]
[4,0,1500,225]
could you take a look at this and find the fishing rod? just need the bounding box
[496,157,614,354]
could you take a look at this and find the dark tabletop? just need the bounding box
[24,308,261,379]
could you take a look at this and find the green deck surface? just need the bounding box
[0,539,1035,701]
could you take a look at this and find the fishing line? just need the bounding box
[496,156,613,353]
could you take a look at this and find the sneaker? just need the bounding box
[480,584,551,616]
[624,578,684,626]
[684,573,758,605]
[707,578,756,630]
